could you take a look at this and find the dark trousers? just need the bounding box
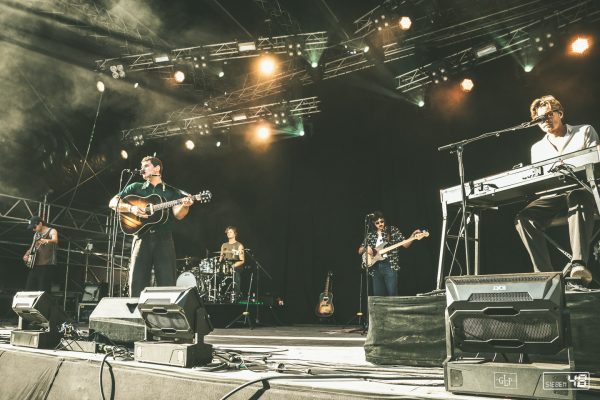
[129,231,176,297]
[515,189,596,272]
[25,265,54,292]
[371,260,398,296]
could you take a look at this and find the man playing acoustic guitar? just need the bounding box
[358,211,422,296]
[109,156,194,297]
[23,216,59,291]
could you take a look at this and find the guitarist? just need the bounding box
[357,211,421,296]
[109,156,194,297]
[22,216,59,291]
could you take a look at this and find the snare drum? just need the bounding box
[219,260,234,275]
[176,271,206,296]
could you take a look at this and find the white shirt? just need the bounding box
[531,124,599,163]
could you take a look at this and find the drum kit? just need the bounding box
[175,255,238,303]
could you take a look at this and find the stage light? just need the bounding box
[399,16,412,30]
[185,140,195,150]
[363,46,370,53]
[298,130,305,136]
[257,126,271,140]
[133,82,139,88]
[460,78,474,92]
[120,150,128,160]
[96,81,105,92]
[311,61,318,68]
[258,56,276,75]
[174,70,185,83]
[216,141,221,147]
[523,64,534,72]
[418,100,425,107]
[570,37,590,55]
[218,71,225,78]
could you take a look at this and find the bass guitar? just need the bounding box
[24,230,52,269]
[362,230,429,268]
[118,191,212,235]
[315,271,334,318]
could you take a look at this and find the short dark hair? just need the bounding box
[141,156,163,174]
[225,226,238,235]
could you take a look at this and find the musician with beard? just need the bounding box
[109,156,194,297]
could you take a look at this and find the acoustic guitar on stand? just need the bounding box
[362,230,429,268]
[315,271,334,318]
[118,191,212,235]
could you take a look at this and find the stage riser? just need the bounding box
[364,292,600,373]
[0,349,370,400]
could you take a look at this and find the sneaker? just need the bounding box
[570,265,593,285]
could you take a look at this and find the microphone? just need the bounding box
[124,169,141,175]
[530,113,551,125]
[366,213,375,218]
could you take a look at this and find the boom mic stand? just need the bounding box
[437,118,541,286]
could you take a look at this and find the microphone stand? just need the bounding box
[437,119,539,279]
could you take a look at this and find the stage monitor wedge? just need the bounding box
[445,272,567,355]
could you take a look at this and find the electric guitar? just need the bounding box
[24,230,52,269]
[118,191,212,235]
[315,271,334,318]
[362,230,429,268]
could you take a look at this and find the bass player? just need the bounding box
[109,155,194,297]
[358,211,421,296]
[23,216,59,291]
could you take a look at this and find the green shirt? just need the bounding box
[118,181,182,233]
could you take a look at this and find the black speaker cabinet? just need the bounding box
[445,272,568,355]
[88,297,145,344]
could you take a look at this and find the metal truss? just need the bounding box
[22,0,169,53]
[95,31,328,72]
[396,0,600,92]
[0,193,109,235]
[253,0,302,34]
[121,97,320,142]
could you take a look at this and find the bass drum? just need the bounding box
[175,271,207,298]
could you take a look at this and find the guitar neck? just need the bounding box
[323,275,330,292]
[380,236,418,255]
[152,197,187,211]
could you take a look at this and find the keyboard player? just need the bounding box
[514,95,598,285]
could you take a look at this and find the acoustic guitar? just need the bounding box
[118,191,212,235]
[362,230,429,268]
[315,271,334,318]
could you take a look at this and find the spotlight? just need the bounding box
[298,130,305,136]
[418,100,425,108]
[133,82,139,88]
[523,64,534,72]
[363,46,370,53]
[218,71,225,78]
[311,61,318,68]
[460,78,474,92]
[258,56,276,75]
[185,140,195,150]
[399,16,412,30]
[96,81,105,93]
[216,141,221,147]
[174,70,185,83]
[570,37,590,55]
[120,149,128,160]
[257,126,271,140]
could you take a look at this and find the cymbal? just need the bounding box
[176,256,199,262]
[211,249,251,254]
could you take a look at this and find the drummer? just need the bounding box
[219,226,245,301]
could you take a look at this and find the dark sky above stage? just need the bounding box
[1,0,599,320]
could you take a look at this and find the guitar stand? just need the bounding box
[225,272,254,329]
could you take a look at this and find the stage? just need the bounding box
[1,321,599,400]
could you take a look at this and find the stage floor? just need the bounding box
[0,324,598,400]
